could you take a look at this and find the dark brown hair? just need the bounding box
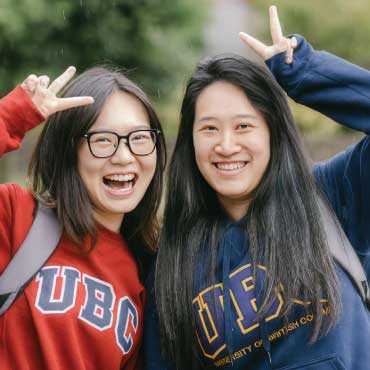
[28,67,166,274]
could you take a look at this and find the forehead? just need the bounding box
[194,81,261,121]
[91,90,150,132]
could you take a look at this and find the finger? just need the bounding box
[21,74,38,93]
[291,36,298,49]
[285,50,291,64]
[269,41,288,57]
[286,38,296,64]
[285,47,293,64]
[48,66,76,95]
[239,32,268,58]
[269,5,283,44]
[285,38,292,64]
[55,96,94,112]
[39,75,50,89]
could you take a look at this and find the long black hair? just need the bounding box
[28,67,166,278]
[156,55,340,368]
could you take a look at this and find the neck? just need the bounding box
[93,210,124,233]
[218,196,249,222]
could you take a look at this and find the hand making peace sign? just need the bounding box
[239,6,297,64]
[20,66,94,118]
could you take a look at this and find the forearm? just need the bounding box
[266,34,370,134]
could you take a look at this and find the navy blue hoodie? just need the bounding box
[144,35,370,370]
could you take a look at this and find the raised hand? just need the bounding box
[20,66,94,118]
[239,6,297,64]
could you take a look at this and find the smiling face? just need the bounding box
[77,90,157,232]
[193,81,270,221]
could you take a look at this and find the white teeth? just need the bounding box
[216,162,246,171]
[104,173,135,181]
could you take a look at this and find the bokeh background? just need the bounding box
[0,0,366,184]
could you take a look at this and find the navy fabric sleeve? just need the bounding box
[266,34,370,279]
[143,263,173,370]
[266,34,370,133]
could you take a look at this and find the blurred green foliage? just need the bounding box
[252,0,370,135]
[0,0,208,182]
[0,0,206,99]
[1,1,366,182]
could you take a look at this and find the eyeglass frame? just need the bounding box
[82,128,161,158]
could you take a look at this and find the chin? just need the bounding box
[110,203,139,215]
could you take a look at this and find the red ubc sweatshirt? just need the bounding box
[0,87,145,370]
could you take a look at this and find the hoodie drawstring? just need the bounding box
[255,267,273,367]
[222,229,234,365]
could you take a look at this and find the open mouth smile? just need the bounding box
[213,161,247,171]
[103,173,138,194]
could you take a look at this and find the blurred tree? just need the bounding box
[0,0,206,97]
[0,0,207,182]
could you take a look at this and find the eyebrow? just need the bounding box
[96,124,151,131]
[198,114,258,123]
[128,124,152,130]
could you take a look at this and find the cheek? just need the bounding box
[142,153,158,180]
[259,141,270,170]
[193,145,206,177]
[193,135,209,167]
[255,129,270,167]
[77,144,101,184]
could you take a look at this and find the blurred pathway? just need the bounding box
[203,0,262,60]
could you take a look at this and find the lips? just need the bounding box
[213,161,247,171]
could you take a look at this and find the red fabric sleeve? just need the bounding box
[0,85,45,157]
[0,84,41,273]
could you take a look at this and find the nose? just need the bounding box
[214,130,241,156]
[110,139,135,164]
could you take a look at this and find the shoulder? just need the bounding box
[0,183,35,222]
[0,184,36,272]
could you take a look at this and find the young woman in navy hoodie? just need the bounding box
[144,6,370,370]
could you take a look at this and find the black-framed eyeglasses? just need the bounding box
[82,129,161,158]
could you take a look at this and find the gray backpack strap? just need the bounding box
[321,201,370,310]
[0,202,63,315]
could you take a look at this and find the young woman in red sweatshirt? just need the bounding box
[0,66,166,370]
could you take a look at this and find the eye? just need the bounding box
[130,131,152,142]
[90,134,115,144]
[237,123,250,130]
[201,125,218,132]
